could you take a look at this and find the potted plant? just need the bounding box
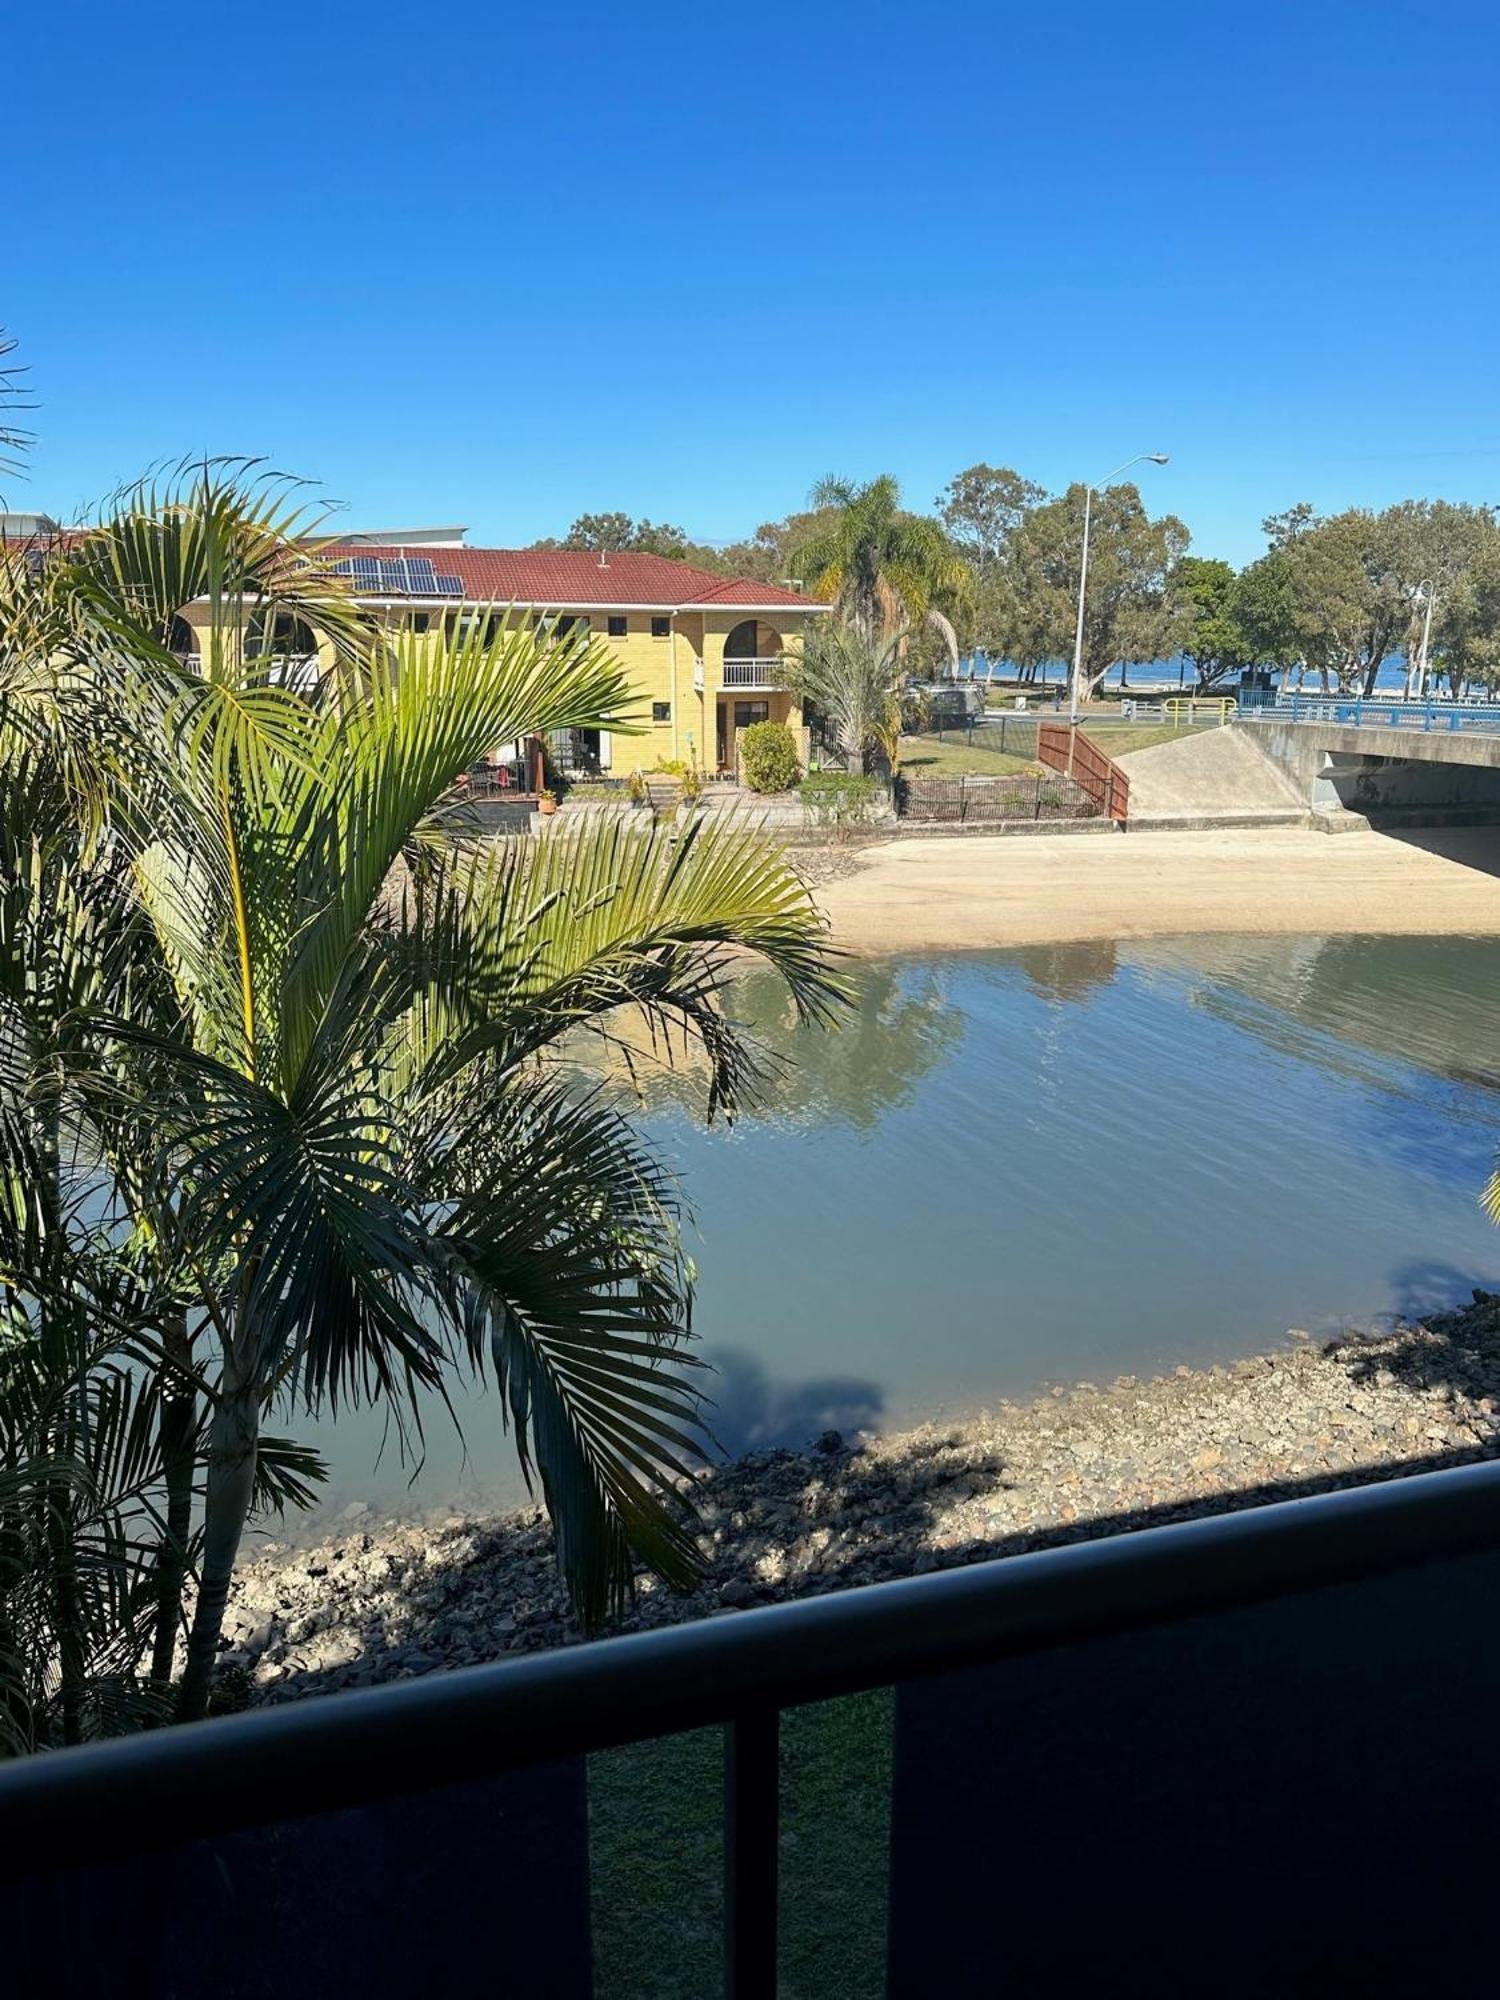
[537,786,558,816]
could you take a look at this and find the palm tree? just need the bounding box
[779,620,906,773]
[16,473,843,1723]
[0,464,845,1730]
[0,542,333,1743]
[790,476,971,669]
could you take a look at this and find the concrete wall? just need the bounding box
[1242,720,1500,821]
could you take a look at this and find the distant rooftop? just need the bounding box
[322,541,821,612]
[333,526,468,548]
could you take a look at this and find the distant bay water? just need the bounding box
[964,652,1418,693]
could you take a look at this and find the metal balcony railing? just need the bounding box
[721,656,784,689]
[4,1457,1500,1995]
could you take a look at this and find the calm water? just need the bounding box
[283,934,1500,1534]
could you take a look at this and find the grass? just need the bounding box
[588,1688,894,1999]
[897,733,1039,777]
[899,721,1211,776]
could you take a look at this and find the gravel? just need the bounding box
[219,1293,1500,1707]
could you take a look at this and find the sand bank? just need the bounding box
[813,826,1500,954]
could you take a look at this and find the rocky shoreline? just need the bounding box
[221,1294,1500,1706]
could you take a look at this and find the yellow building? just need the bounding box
[179,536,828,781]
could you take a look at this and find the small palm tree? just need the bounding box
[790,475,970,668]
[780,621,906,773]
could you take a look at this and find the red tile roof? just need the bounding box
[321,542,822,612]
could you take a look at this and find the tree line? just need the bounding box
[536,475,1500,700]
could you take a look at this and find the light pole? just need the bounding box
[1408,583,1436,702]
[1068,453,1169,763]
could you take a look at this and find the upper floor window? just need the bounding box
[608,615,628,638]
[245,610,317,660]
[651,616,670,638]
[447,610,504,645]
[533,614,588,643]
[167,614,199,662]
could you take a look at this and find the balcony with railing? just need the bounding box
[721,656,784,690]
[5,1457,1500,1996]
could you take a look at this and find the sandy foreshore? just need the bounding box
[812,826,1500,953]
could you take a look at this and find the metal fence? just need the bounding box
[5,1459,1500,1997]
[1240,694,1500,733]
[896,771,1096,823]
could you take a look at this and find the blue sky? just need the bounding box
[7,1,1499,565]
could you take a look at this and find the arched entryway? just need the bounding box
[724,619,783,664]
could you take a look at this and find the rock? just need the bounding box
[718,1577,756,1608]
[341,1501,370,1521]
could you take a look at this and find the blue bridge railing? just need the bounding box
[1240,692,1500,733]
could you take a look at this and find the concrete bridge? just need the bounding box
[1241,699,1500,824]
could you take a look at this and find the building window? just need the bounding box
[608,615,628,638]
[652,701,671,722]
[651,616,671,638]
[734,700,770,730]
[408,612,430,634]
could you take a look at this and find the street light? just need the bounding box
[1068,453,1170,752]
[1408,582,1436,702]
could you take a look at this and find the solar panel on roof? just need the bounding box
[435,573,465,595]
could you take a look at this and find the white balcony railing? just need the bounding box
[721,656,784,690]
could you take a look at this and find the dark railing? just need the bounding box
[896,771,1095,823]
[5,1459,1500,1995]
[1036,721,1131,821]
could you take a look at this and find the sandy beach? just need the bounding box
[813,826,1500,953]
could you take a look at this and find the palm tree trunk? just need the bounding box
[149,1311,196,1690]
[175,1341,257,1722]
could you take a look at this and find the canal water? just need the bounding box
[282,934,1500,1533]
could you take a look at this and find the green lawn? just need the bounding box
[900,721,1210,776]
[897,733,1039,777]
[588,1688,894,2000]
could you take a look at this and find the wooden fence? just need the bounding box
[1036,724,1130,822]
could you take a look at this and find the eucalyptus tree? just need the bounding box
[1261,500,1500,695]
[791,476,971,669]
[1173,556,1254,691]
[995,482,1190,701]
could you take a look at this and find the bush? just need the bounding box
[739,721,800,793]
[800,771,880,836]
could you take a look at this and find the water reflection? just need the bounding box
[576,960,962,1135]
[286,934,1500,1533]
[704,1347,886,1457]
[1011,938,1119,1005]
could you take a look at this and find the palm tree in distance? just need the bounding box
[790,475,970,670]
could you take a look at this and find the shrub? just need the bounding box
[739,721,800,794]
[800,771,880,837]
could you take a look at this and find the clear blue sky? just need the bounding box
[7,1,1499,565]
